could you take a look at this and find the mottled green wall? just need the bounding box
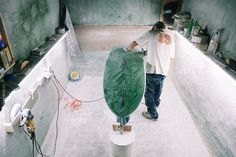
[65,0,162,25]
[0,0,59,60]
[182,0,236,60]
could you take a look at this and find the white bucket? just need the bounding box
[110,130,135,157]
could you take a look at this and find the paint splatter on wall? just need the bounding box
[0,0,59,60]
[66,0,162,26]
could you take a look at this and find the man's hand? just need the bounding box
[127,41,138,51]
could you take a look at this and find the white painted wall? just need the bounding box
[169,32,236,157]
[0,33,71,157]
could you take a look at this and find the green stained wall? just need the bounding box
[0,0,59,60]
[65,0,162,25]
[182,0,236,60]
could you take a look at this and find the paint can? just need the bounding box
[68,70,80,81]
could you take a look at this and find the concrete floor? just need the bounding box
[41,26,212,157]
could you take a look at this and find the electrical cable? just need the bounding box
[21,124,49,157]
[34,136,49,157]
[51,78,60,157]
[20,77,60,157]
[21,127,35,157]
[22,126,31,138]
[51,71,104,103]
[21,70,104,157]
[34,139,41,155]
[32,139,35,157]
[34,138,40,154]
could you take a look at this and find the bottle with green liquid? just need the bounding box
[187,18,194,37]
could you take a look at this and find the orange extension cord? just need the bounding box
[51,71,104,112]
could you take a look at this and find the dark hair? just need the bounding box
[152,21,166,31]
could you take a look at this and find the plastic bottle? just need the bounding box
[187,18,194,37]
[0,32,4,50]
[191,20,200,36]
[0,41,4,50]
[207,29,221,54]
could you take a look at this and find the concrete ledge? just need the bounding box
[0,33,71,157]
[169,32,236,157]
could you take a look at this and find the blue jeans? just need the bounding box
[144,73,165,118]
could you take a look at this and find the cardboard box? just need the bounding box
[190,35,209,44]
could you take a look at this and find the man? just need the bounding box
[127,21,175,121]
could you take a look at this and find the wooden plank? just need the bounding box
[0,15,14,62]
[0,15,15,79]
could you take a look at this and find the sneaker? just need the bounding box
[142,111,158,121]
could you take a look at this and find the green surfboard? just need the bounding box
[103,47,145,118]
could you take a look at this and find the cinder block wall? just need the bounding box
[66,0,162,26]
[182,0,236,60]
[0,0,59,60]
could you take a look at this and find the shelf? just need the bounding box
[0,15,15,80]
[0,62,15,79]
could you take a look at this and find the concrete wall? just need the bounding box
[182,0,236,60]
[0,34,71,157]
[169,32,236,157]
[75,25,150,51]
[0,0,59,60]
[65,0,162,25]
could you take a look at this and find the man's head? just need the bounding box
[152,21,166,32]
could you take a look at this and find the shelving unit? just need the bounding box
[0,15,15,79]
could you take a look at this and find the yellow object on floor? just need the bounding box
[69,71,80,81]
